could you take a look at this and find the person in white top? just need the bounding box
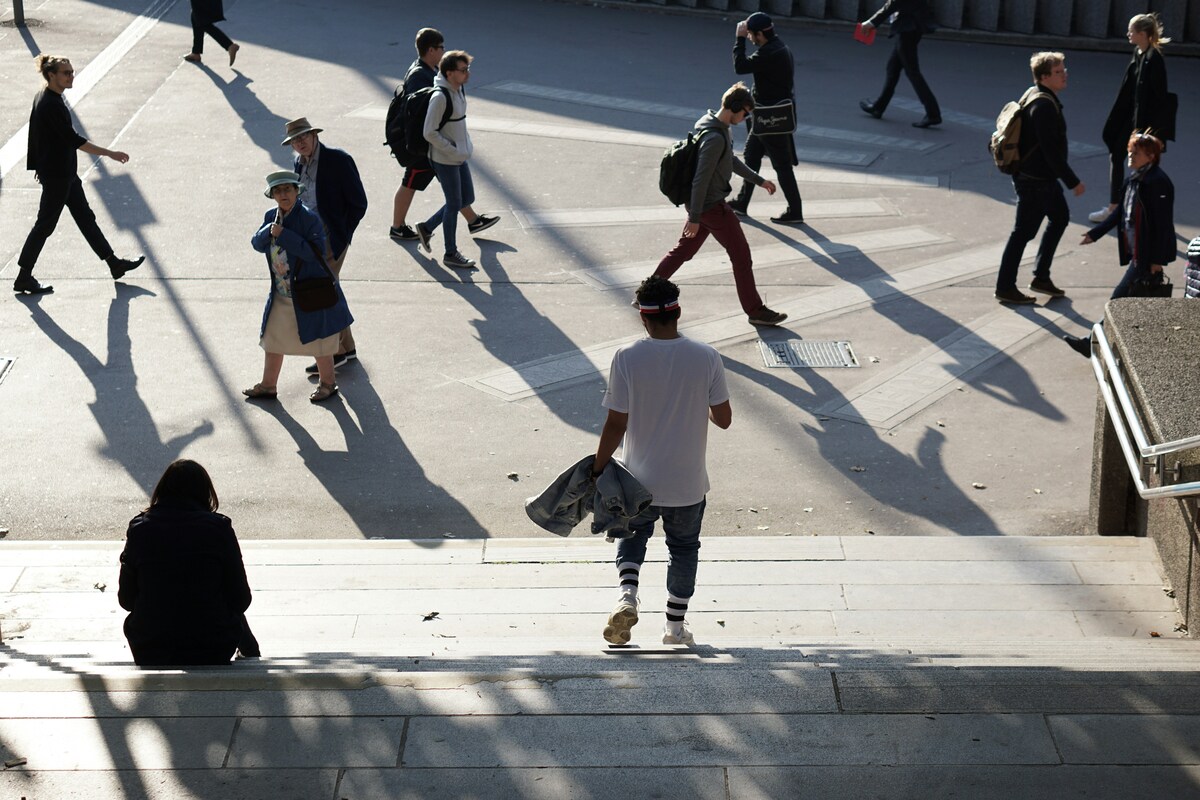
[593,276,732,646]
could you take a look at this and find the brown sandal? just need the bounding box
[309,382,338,403]
[242,383,277,400]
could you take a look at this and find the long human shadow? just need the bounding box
[723,345,1003,535]
[260,365,486,539]
[195,65,293,168]
[19,287,214,497]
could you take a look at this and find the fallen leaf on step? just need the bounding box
[506,472,519,481]
[422,611,440,622]
[756,525,769,530]
[869,356,880,363]
[972,482,987,490]
[850,465,866,473]
[1150,630,1161,637]
[803,507,814,513]
[4,758,26,768]
[717,619,726,627]
[1163,587,1176,598]
[1175,623,1188,633]
[1034,488,1043,494]
[93,582,106,592]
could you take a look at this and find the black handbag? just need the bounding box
[750,99,796,136]
[292,241,338,312]
[1130,275,1173,298]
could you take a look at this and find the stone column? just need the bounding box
[1075,0,1113,36]
[1112,0,1151,34]
[1039,0,1073,34]
[1003,0,1036,33]
[829,0,864,21]
[798,0,829,17]
[966,0,1002,30]
[931,0,964,28]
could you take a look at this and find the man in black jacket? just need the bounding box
[730,13,804,225]
[858,0,942,128]
[994,52,1085,305]
[15,54,144,296]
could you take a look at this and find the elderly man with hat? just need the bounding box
[282,117,367,373]
[730,12,804,226]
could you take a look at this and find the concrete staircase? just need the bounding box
[3,536,1199,799]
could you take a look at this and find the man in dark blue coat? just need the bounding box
[730,12,804,226]
[283,117,367,370]
[858,0,942,128]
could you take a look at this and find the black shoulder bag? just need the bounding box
[292,241,338,312]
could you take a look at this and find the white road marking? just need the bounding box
[0,0,179,182]
[818,306,1067,428]
[887,97,1108,157]
[463,242,1024,401]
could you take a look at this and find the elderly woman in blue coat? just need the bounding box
[244,171,352,403]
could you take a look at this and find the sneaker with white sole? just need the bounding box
[1088,206,1115,223]
[415,222,434,254]
[603,598,639,645]
[442,251,477,269]
[662,621,694,645]
[467,214,499,235]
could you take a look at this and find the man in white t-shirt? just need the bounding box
[593,276,732,646]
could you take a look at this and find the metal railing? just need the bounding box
[1090,323,1200,499]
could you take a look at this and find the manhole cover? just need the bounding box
[758,340,858,369]
[0,357,13,385]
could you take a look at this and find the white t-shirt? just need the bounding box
[602,335,730,507]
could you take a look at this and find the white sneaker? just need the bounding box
[603,598,639,645]
[662,621,694,645]
[1088,206,1113,223]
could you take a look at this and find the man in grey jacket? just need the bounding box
[414,49,482,270]
[652,83,787,326]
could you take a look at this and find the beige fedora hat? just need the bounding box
[281,117,323,145]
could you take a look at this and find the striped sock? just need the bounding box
[665,593,689,627]
[617,561,640,601]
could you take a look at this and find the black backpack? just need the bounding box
[384,83,410,161]
[659,129,723,207]
[384,83,453,167]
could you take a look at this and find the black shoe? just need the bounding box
[748,306,788,326]
[305,352,351,374]
[1029,277,1066,297]
[390,224,417,241]
[415,222,433,254]
[859,99,883,119]
[443,251,477,269]
[912,116,942,129]
[728,198,748,216]
[13,275,53,295]
[994,287,1036,305]
[467,214,499,235]
[770,211,805,226]
[1063,334,1091,358]
[109,255,144,280]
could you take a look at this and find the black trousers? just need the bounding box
[18,174,114,273]
[1107,148,1125,206]
[873,31,941,119]
[736,129,803,217]
[191,12,232,54]
[996,177,1068,291]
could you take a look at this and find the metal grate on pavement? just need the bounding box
[758,340,859,369]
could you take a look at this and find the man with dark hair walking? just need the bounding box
[389,28,497,242]
[858,0,942,128]
[730,12,803,225]
[595,276,732,647]
[15,54,144,296]
[994,52,1085,305]
[653,82,787,327]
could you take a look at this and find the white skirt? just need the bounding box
[260,295,339,357]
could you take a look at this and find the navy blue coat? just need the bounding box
[1088,165,1175,271]
[251,201,353,345]
[293,143,368,261]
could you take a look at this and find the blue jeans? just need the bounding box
[616,499,706,599]
[426,160,475,256]
[996,177,1068,292]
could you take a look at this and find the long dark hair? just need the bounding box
[148,459,219,512]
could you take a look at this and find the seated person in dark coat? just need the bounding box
[118,459,258,666]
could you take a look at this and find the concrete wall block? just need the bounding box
[1003,0,1036,33]
[1075,0,1113,37]
[1189,0,1200,41]
[966,0,1002,30]
[702,0,733,10]
[1112,0,1151,34]
[733,0,764,12]
[765,0,797,16]
[932,0,964,28]
[797,0,828,17]
[1038,0,1073,34]
[829,0,864,21]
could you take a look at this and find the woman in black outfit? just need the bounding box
[1064,133,1175,357]
[118,460,258,666]
[1090,13,1171,223]
[184,0,239,66]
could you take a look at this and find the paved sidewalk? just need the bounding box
[3,536,1198,798]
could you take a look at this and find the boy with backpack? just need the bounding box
[653,82,787,327]
[387,30,497,244]
[993,52,1085,305]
